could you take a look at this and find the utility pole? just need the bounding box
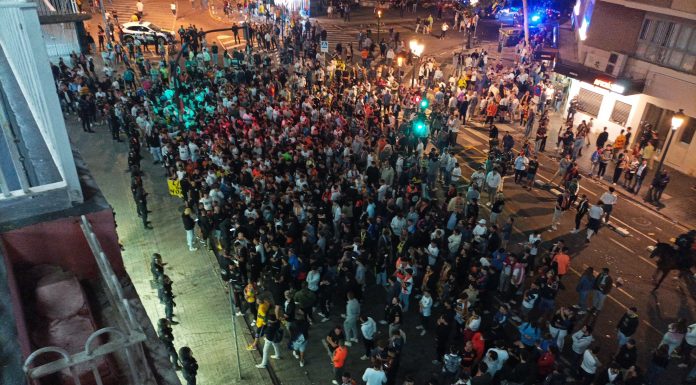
[99,0,112,45]
[522,0,530,47]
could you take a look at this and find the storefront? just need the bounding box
[553,60,696,176]
[553,61,645,145]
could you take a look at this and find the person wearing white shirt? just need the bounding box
[448,229,462,257]
[599,187,617,223]
[472,219,487,242]
[359,316,377,360]
[571,325,594,369]
[586,202,604,242]
[680,323,696,368]
[485,170,501,205]
[426,241,440,266]
[527,232,541,261]
[390,213,407,236]
[362,362,387,385]
[451,164,463,187]
[580,346,601,381]
[416,291,433,336]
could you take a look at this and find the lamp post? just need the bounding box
[409,40,424,88]
[647,108,685,201]
[377,9,382,44]
[397,56,403,81]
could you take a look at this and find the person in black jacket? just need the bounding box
[179,346,198,385]
[256,313,282,368]
[616,307,639,347]
[182,208,197,251]
[596,127,609,149]
[78,95,95,132]
[157,318,181,370]
[614,339,637,370]
[572,194,589,234]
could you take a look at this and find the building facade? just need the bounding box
[561,0,696,175]
[35,0,91,60]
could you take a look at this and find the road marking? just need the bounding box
[609,238,656,268]
[568,267,658,333]
[217,35,245,51]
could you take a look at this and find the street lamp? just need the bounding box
[377,10,383,44]
[647,108,685,201]
[409,40,424,88]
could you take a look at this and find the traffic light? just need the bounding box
[413,114,428,137]
[419,98,429,110]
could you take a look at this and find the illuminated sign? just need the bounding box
[593,78,626,94]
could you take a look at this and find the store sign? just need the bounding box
[593,78,626,94]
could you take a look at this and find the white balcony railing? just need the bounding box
[35,0,80,17]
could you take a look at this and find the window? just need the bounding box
[610,101,632,126]
[636,17,696,74]
[576,88,603,117]
[680,116,696,144]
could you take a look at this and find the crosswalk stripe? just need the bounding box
[217,35,246,51]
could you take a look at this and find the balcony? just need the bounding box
[34,0,91,23]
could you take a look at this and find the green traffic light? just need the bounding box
[420,99,429,109]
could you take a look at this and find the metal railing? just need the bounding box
[22,216,154,385]
[35,0,80,16]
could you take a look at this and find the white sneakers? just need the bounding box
[255,364,265,368]
[360,355,369,360]
[271,355,280,360]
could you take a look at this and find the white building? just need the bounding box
[558,0,696,175]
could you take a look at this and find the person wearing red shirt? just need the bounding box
[552,247,571,280]
[471,331,485,361]
[332,339,348,385]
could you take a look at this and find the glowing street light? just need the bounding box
[409,40,424,88]
[647,108,686,202]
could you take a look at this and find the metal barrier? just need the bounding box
[22,216,154,385]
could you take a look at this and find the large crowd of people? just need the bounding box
[51,6,696,385]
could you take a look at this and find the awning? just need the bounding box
[553,60,645,95]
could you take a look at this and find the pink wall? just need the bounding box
[0,209,125,280]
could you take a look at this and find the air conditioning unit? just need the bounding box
[584,51,607,71]
[605,52,627,77]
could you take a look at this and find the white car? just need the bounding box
[121,21,174,45]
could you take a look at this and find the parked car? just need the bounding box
[121,21,174,45]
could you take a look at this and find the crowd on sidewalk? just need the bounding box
[50,5,696,385]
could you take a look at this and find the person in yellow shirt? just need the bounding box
[640,141,655,169]
[612,129,627,159]
[247,298,270,350]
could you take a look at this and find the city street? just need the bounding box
[70,2,696,385]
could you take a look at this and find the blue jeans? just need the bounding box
[186,229,194,249]
[617,330,629,347]
[375,271,387,287]
[592,290,607,310]
[537,297,555,314]
[399,292,411,312]
[577,290,589,311]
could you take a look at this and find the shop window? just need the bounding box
[610,101,631,126]
[680,116,696,144]
[576,88,603,117]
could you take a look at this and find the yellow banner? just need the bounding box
[167,179,183,198]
